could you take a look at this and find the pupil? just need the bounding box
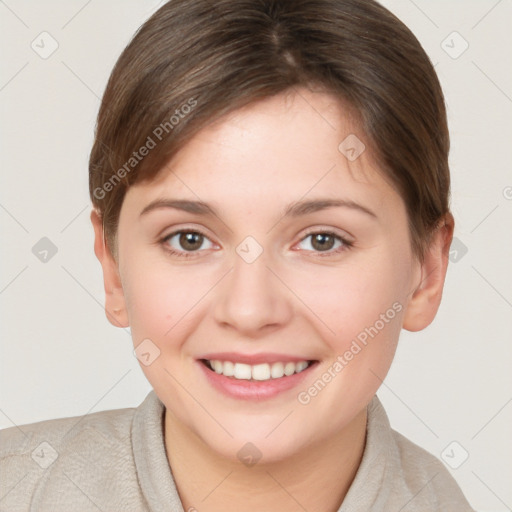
[313,233,334,251]
[180,232,202,250]
[177,233,335,252]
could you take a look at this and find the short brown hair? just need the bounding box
[89,0,450,261]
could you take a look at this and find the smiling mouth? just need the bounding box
[200,359,317,381]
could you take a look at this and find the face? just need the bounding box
[108,88,427,462]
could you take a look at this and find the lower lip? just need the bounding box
[197,360,318,400]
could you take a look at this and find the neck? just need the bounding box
[164,407,367,512]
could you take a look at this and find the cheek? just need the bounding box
[287,255,408,349]
[122,258,218,345]
[290,258,407,419]
[122,263,220,394]
[123,275,173,342]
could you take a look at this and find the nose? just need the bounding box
[213,249,294,337]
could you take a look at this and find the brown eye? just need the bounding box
[163,231,214,255]
[297,231,351,255]
[310,233,336,251]
[179,232,204,251]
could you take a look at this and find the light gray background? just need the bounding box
[1,1,511,510]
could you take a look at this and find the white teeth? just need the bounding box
[212,360,223,374]
[270,362,284,379]
[252,363,270,381]
[295,361,308,372]
[284,362,296,376]
[223,360,235,377]
[206,359,312,381]
[233,363,252,380]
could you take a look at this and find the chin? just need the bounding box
[193,420,308,465]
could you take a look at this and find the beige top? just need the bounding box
[0,391,474,511]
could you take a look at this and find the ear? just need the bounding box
[403,213,454,332]
[90,209,129,328]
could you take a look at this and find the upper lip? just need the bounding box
[198,352,317,365]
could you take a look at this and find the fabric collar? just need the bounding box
[131,391,390,512]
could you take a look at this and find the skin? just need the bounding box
[91,87,453,512]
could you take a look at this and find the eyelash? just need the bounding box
[160,228,354,259]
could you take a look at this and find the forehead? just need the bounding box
[123,88,400,217]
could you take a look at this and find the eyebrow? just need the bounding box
[139,198,377,219]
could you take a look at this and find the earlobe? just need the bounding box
[403,213,454,332]
[90,209,130,328]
